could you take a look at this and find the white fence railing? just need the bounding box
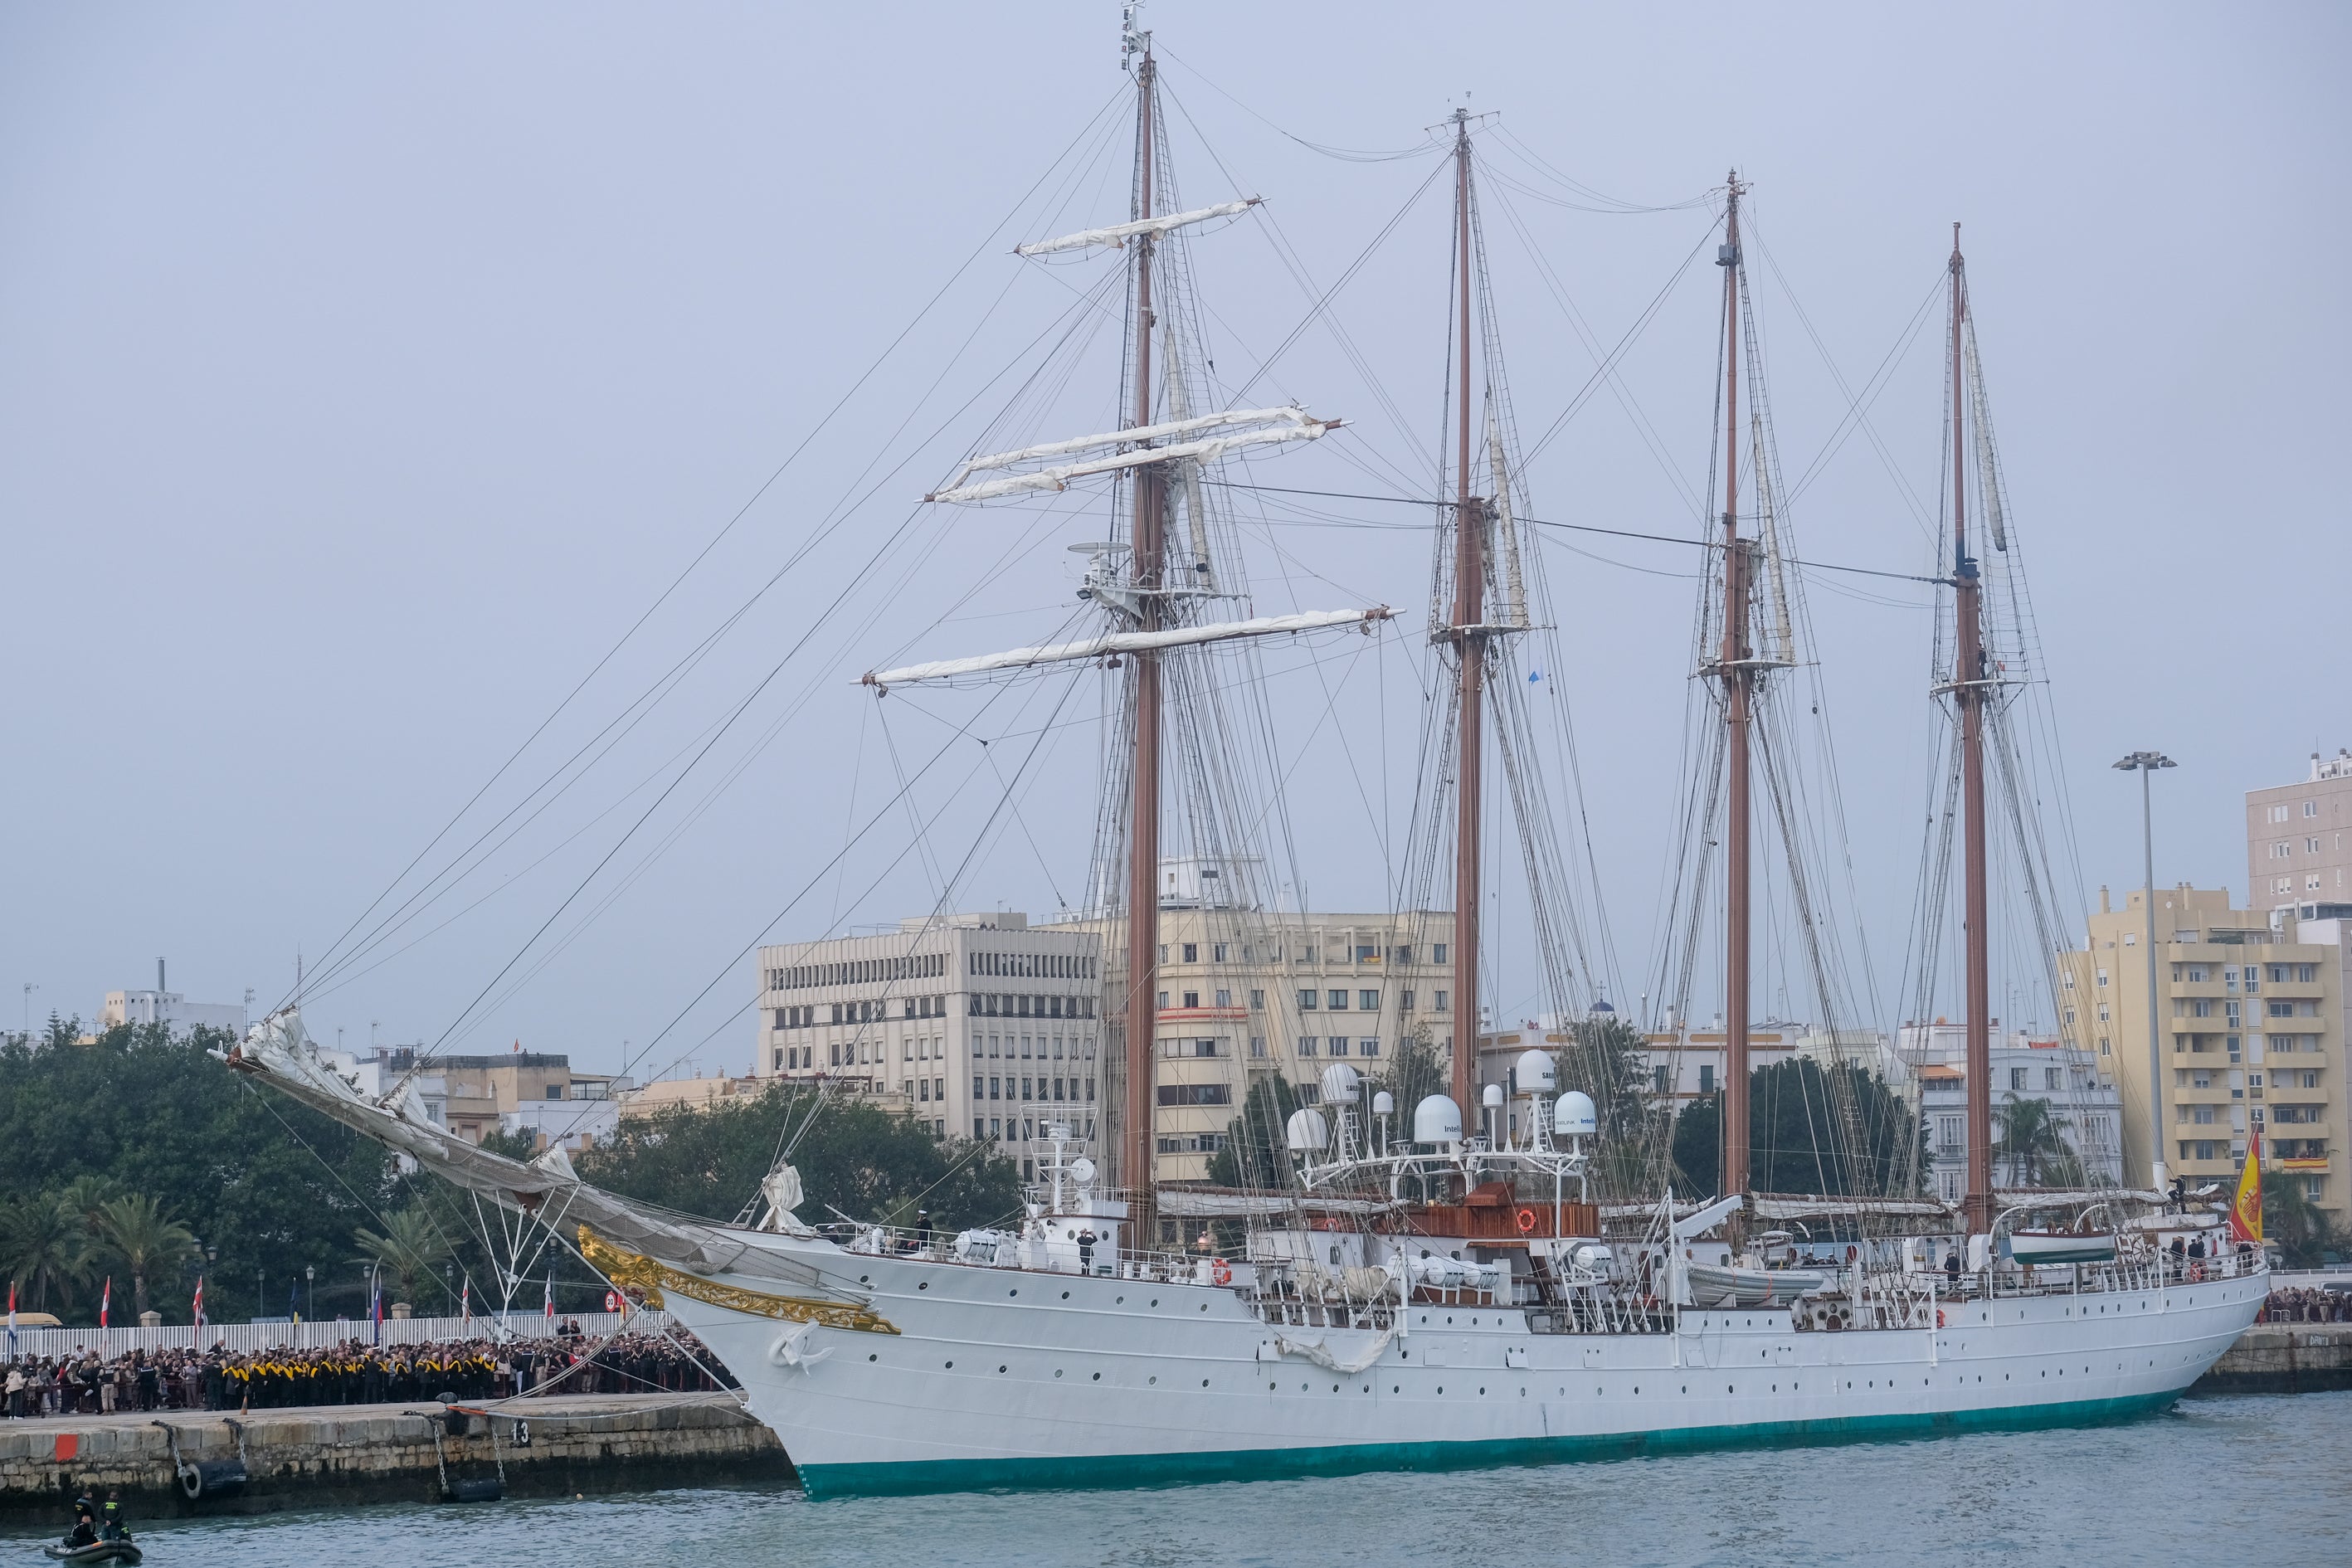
[3,1309,672,1364]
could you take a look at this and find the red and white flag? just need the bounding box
[543,1272,554,1319]
[192,1276,206,1329]
[100,1276,111,1328]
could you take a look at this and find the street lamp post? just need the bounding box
[2114,750,2177,1197]
[305,1264,314,1327]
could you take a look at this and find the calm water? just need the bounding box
[9,1391,2346,1566]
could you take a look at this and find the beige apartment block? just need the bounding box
[2060,885,2345,1227]
[367,1048,626,1146]
[754,913,1104,1177]
[2248,747,2352,918]
[1046,897,1457,1186]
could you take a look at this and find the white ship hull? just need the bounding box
[663,1238,2262,1497]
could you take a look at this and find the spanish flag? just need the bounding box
[2229,1122,2263,1245]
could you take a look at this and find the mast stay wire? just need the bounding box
[290,81,1135,1009]
[300,207,1128,1007]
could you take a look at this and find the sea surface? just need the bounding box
[8,1390,2346,1566]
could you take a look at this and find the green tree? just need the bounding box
[2264,1175,2345,1270]
[353,1207,455,1306]
[0,1021,394,1322]
[1205,1075,1302,1190]
[1671,1059,1923,1198]
[1371,1025,1446,1134]
[582,1084,1020,1232]
[0,1191,93,1312]
[1990,1093,2087,1188]
[92,1193,200,1320]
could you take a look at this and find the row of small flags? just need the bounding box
[4,1268,558,1346]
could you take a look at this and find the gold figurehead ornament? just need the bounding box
[576,1225,898,1335]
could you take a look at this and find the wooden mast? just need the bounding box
[1717,174,1753,1205]
[1122,42,1164,1237]
[1951,226,1994,1236]
[1448,107,1484,1122]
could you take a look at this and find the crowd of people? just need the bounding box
[2261,1287,2352,1323]
[2,1320,737,1418]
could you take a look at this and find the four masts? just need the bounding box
[903,27,2014,1243]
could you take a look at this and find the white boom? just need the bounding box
[1015,197,1260,257]
[862,607,1390,689]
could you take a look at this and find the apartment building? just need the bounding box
[1069,901,1456,1184]
[365,1047,627,1147]
[1900,1024,2123,1204]
[754,914,1105,1173]
[2248,748,2352,918]
[2060,885,2345,1225]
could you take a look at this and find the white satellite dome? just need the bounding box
[1554,1088,1598,1137]
[1482,1083,1505,1108]
[1412,1093,1463,1145]
[1514,1048,1556,1094]
[1371,1090,1395,1117]
[1319,1062,1361,1104]
[1284,1107,1331,1152]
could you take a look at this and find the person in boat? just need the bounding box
[1944,1248,1962,1288]
[63,1498,99,1551]
[100,1492,129,1542]
[915,1210,934,1252]
[1077,1229,1098,1274]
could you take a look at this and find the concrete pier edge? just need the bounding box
[0,1393,789,1525]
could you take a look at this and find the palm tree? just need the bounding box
[1,1191,94,1312]
[1990,1094,2086,1188]
[2264,1176,2345,1270]
[59,1174,124,1231]
[91,1194,199,1321]
[353,1208,454,1305]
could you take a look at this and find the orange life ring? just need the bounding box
[1936,1309,1945,1328]
[1514,1207,1538,1235]
[2189,1262,2205,1283]
[1210,1257,1233,1286]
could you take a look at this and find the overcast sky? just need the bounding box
[4,2,2345,1078]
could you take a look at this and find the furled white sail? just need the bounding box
[1015,197,1260,257]
[926,407,1335,504]
[862,607,1390,689]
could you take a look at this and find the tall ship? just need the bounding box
[227,10,2262,1497]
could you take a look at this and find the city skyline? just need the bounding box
[5,4,2345,1078]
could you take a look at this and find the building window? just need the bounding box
[1250,1035,1267,1059]
[1329,1039,1349,1056]
[1433,943,1449,964]
[2044,1067,2061,1091]
[1434,990,1449,1012]
[1182,943,1198,962]
[1698,1065,1715,1093]
[2009,1067,2027,1089]
[1182,991,1200,1009]
[1298,989,1318,1010]
[1250,989,1264,1010]
[1360,1038,1381,1058]
[1215,989,1232,1008]
[1213,943,1228,962]
[1327,989,1348,1010]
[1155,1083,1233,1107]
[1653,1065,1670,1093]
[1358,989,1381,1011]
[1298,1037,1318,1057]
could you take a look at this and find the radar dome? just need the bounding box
[1284,1107,1331,1152]
[1371,1090,1395,1117]
[1554,1089,1598,1137]
[1513,1048,1557,1094]
[1412,1094,1463,1145]
[1482,1083,1505,1108]
[1319,1062,1361,1104]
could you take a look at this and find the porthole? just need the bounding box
[1062,1291,1070,1299]
[859,1275,869,1284]
[945,1361,954,1370]
[1092,1372,1101,1381]
[1269,1381,1278,1391]
[1392,1385,1400,1393]
[918,1281,929,1291]
[998,1365,1007,1374]
[1152,1298,1160,1307]
[1200,1303,1209,1311]
[1010,1288,1018,1298]
[869,1353,878,1362]
[1054,1370,1064,1379]
[1437,1385,1444,1395]
[1148,1376,1157,1385]
[1201,1379,1210,1388]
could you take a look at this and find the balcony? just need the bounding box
[1157,1005,1249,1024]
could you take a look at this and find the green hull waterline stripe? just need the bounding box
[792,1389,2181,1498]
